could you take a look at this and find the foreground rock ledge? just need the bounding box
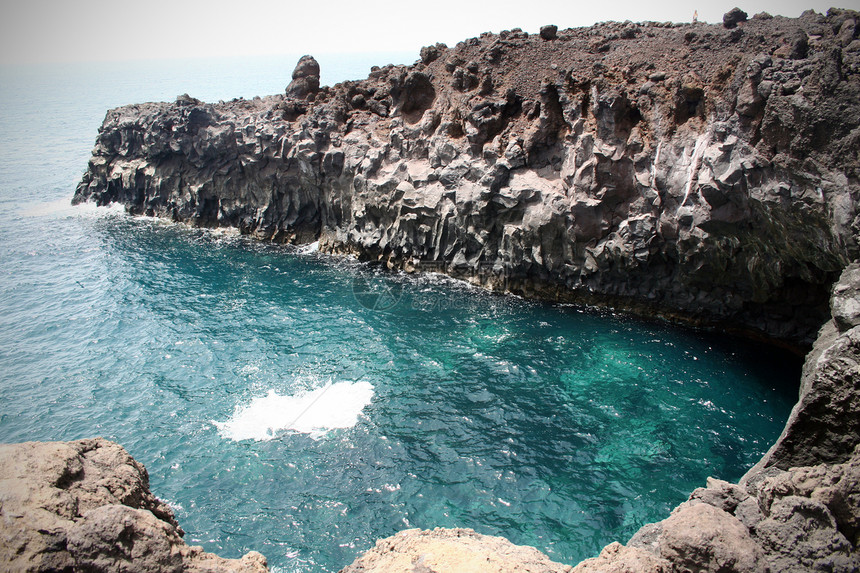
[340,528,572,572]
[0,438,266,572]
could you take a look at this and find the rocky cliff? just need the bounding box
[55,5,860,572]
[74,8,860,346]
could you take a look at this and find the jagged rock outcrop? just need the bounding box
[746,262,860,472]
[74,9,860,346]
[582,444,860,572]
[0,438,267,572]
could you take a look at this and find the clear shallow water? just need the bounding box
[0,56,801,572]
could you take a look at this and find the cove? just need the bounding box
[2,210,798,571]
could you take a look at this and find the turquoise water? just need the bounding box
[0,56,800,572]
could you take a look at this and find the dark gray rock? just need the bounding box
[75,10,860,345]
[540,25,558,41]
[723,7,748,29]
[285,55,320,99]
[789,29,809,59]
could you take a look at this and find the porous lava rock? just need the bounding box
[286,55,321,99]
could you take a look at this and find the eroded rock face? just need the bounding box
[0,438,267,572]
[74,10,860,346]
[612,446,860,573]
[339,527,573,572]
[748,262,860,471]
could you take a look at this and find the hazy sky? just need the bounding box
[0,0,851,65]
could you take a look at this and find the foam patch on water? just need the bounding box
[296,240,320,254]
[214,381,374,441]
[21,197,127,219]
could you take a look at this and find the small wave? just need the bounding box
[214,381,374,441]
[296,240,320,254]
[22,197,127,219]
[164,499,184,513]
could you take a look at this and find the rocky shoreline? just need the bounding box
[2,6,858,572]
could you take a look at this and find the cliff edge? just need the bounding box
[74,8,860,346]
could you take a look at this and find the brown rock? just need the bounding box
[0,439,267,573]
[286,55,321,99]
[340,528,572,573]
[723,8,748,29]
[657,503,766,573]
[540,25,558,41]
[572,541,670,572]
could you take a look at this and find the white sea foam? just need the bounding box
[21,197,127,219]
[214,381,375,441]
[296,240,320,254]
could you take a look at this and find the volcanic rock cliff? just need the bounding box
[53,5,860,572]
[74,9,860,347]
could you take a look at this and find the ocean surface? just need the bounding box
[0,54,801,572]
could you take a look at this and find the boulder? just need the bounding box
[540,25,558,41]
[0,439,267,572]
[286,55,321,99]
[656,503,766,573]
[723,8,748,29]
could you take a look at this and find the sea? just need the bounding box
[0,53,801,572]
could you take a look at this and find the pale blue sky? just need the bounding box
[0,0,851,64]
